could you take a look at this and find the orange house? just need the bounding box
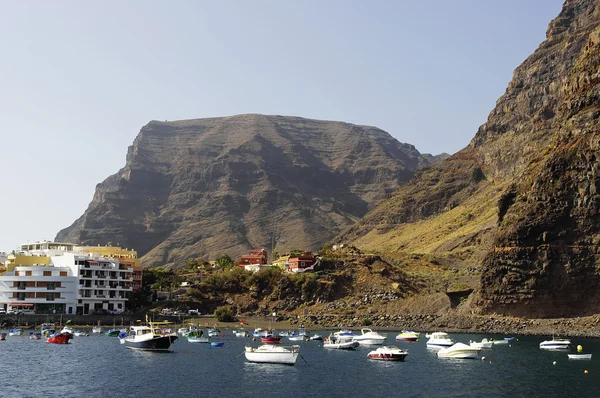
[237,249,269,267]
[288,252,317,273]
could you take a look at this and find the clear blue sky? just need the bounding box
[0,0,564,251]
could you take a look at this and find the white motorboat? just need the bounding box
[92,326,103,334]
[8,329,23,336]
[333,329,357,339]
[188,335,210,343]
[490,339,508,345]
[323,335,359,349]
[208,328,221,338]
[353,328,386,345]
[437,342,480,359]
[470,338,493,349]
[367,346,409,361]
[568,353,592,360]
[288,335,305,341]
[244,345,300,365]
[74,330,88,337]
[426,332,454,347]
[539,338,572,350]
[235,330,249,337]
[310,334,323,341]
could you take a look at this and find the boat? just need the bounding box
[261,334,282,344]
[504,337,516,341]
[469,338,493,349]
[8,328,23,336]
[539,337,572,350]
[244,344,300,365]
[92,326,103,334]
[278,331,290,337]
[333,329,357,339]
[123,322,178,351]
[437,343,480,359]
[74,330,88,337]
[211,342,224,347]
[208,328,221,338]
[61,326,74,334]
[288,335,305,341]
[46,332,73,344]
[490,339,509,345]
[41,323,55,337]
[367,346,409,361]
[353,328,386,345]
[187,331,210,343]
[106,329,121,337]
[426,332,454,347]
[29,332,42,340]
[253,328,270,337]
[235,330,249,337]
[298,329,310,337]
[310,334,323,341]
[0,333,6,341]
[568,353,592,360]
[395,331,420,342]
[119,332,127,344]
[323,334,359,349]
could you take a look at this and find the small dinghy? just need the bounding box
[568,353,592,360]
[211,342,224,347]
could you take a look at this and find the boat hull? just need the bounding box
[396,336,418,342]
[355,337,386,345]
[261,336,282,344]
[124,335,178,351]
[46,332,73,344]
[438,351,479,359]
[323,340,359,349]
[188,337,210,343]
[568,354,592,360]
[245,347,299,365]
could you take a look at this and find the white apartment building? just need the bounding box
[0,241,133,315]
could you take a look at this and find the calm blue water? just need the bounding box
[1,330,599,397]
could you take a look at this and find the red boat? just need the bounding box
[260,335,282,344]
[367,346,408,361]
[46,332,73,344]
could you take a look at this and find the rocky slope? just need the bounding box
[56,114,428,266]
[339,0,600,318]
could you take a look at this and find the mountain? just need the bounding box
[339,0,600,318]
[56,114,429,267]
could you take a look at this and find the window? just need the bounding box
[47,282,56,290]
[46,293,55,301]
[43,271,52,276]
[60,271,67,277]
[25,271,32,276]
[15,271,20,276]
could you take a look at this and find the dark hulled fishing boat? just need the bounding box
[123,322,178,351]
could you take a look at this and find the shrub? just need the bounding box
[214,305,235,322]
[360,318,373,326]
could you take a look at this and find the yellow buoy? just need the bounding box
[553,361,557,366]
[584,370,589,374]
[577,345,583,352]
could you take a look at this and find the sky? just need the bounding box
[0,0,564,252]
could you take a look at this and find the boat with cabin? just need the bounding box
[353,328,386,345]
[323,333,359,349]
[367,346,409,361]
[426,332,454,348]
[395,331,420,342]
[245,344,300,365]
[8,328,23,336]
[470,338,493,349]
[122,322,178,351]
[539,337,572,350]
[437,343,480,359]
[261,334,282,344]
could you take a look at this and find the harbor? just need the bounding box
[0,327,598,397]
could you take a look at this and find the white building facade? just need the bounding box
[0,241,133,315]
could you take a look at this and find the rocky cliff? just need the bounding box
[339,0,600,318]
[56,114,427,266]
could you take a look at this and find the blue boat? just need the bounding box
[211,342,224,347]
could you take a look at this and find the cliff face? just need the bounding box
[56,114,426,266]
[339,0,600,317]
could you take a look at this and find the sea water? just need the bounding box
[0,332,598,397]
